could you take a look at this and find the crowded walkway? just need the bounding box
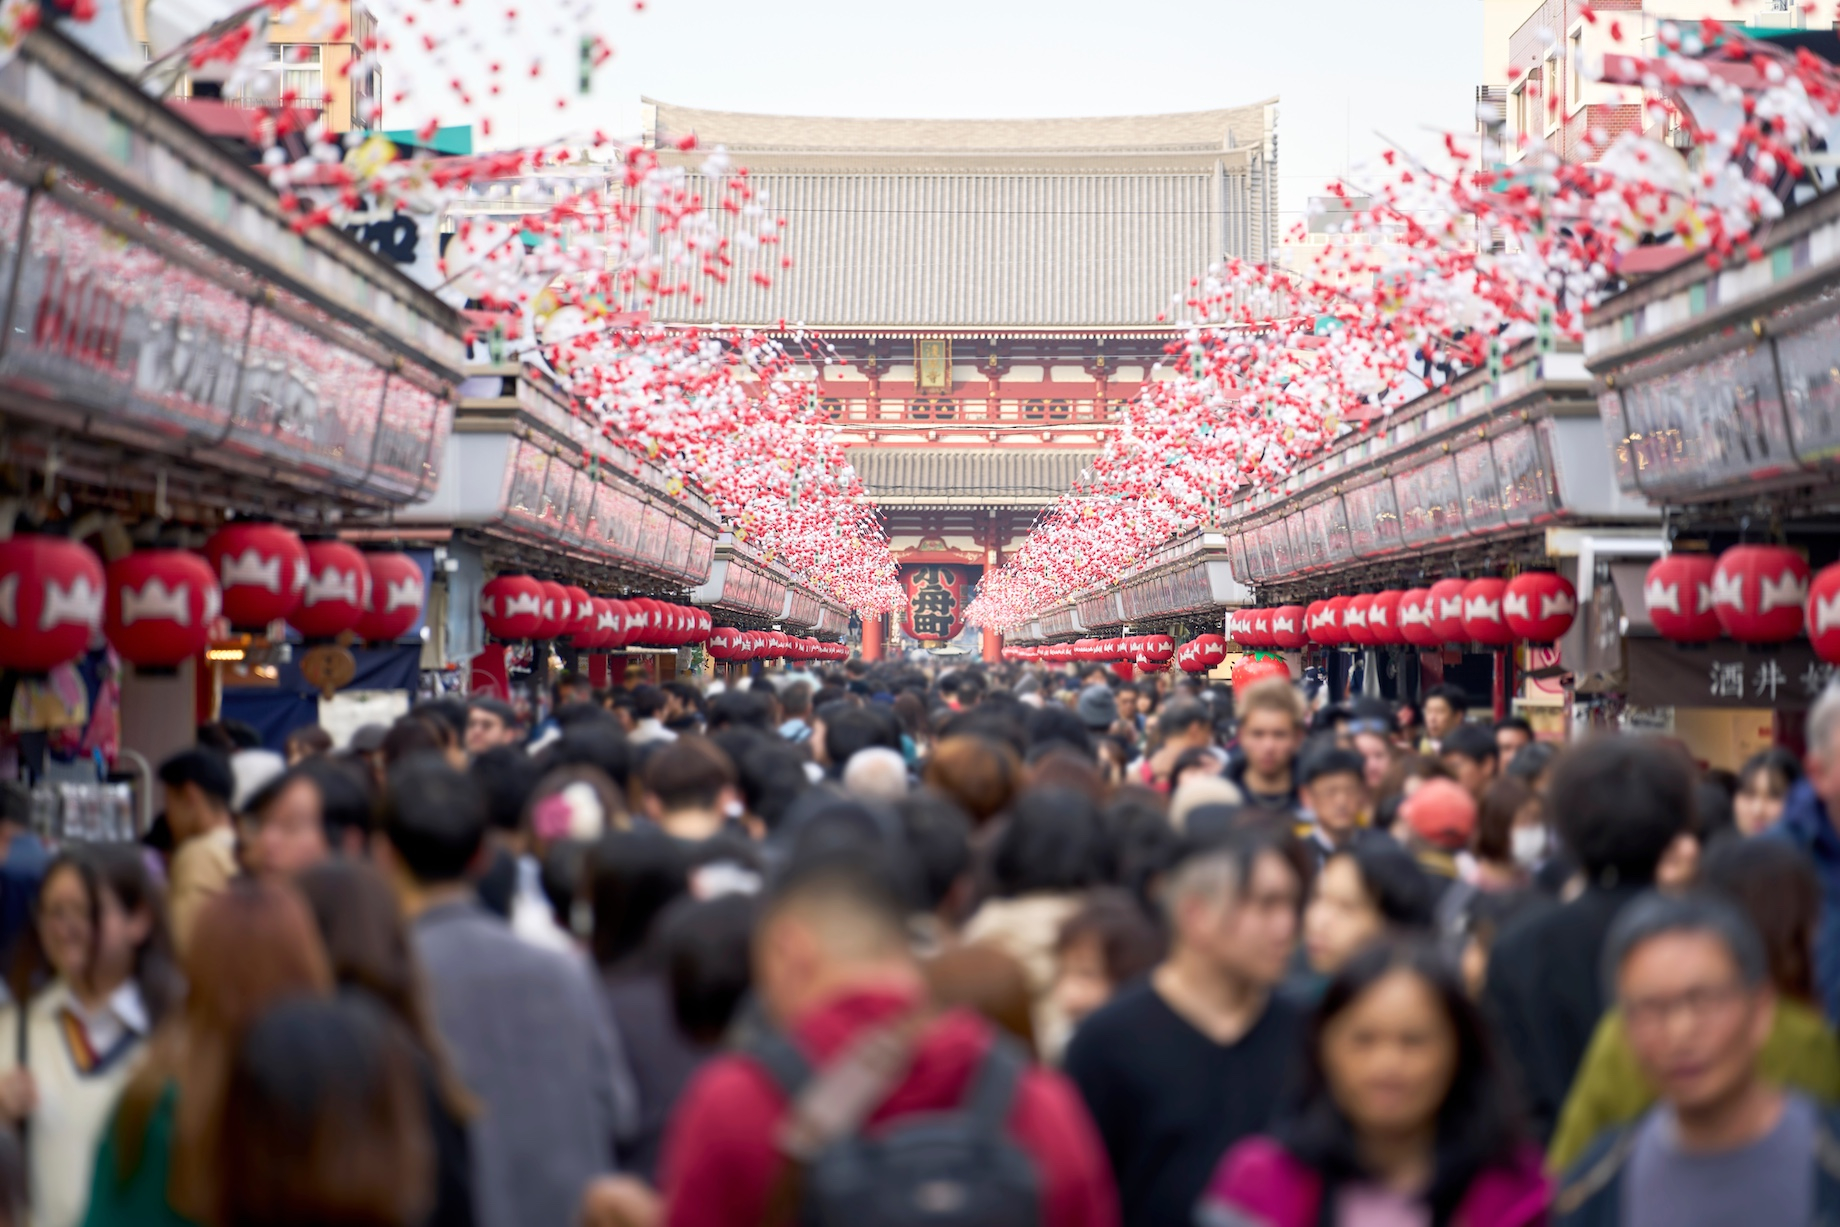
[0,661,1829,1227]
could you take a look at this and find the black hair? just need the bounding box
[410,699,470,743]
[467,697,520,730]
[1024,706,1095,760]
[11,845,182,1027]
[159,747,234,808]
[1505,741,1558,783]
[553,702,616,732]
[631,685,670,720]
[1328,837,1439,930]
[0,781,27,830]
[823,706,902,768]
[1423,685,1471,717]
[1550,736,1694,887]
[735,741,811,835]
[588,828,690,970]
[708,689,776,733]
[468,746,543,834]
[896,790,973,913]
[765,844,914,938]
[1439,723,1499,766]
[535,725,633,793]
[539,838,590,933]
[1493,716,1534,739]
[218,720,263,751]
[382,755,486,884]
[297,758,375,847]
[1275,940,1525,1226]
[1738,747,1803,796]
[1299,745,1368,790]
[642,737,737,812]
[1157,700,1212,739]
[659,893,756,1047]
[987,787,1111,898]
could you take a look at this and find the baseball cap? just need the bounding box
[1401,778,1477,852]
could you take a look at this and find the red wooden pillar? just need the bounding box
[861,614,885,662]
[981,627,1002,663]
[1493,648,1515,723]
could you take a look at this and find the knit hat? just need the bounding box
[1401,778,1477,852]
[1076,684,1119,731]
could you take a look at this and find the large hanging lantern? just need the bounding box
[1343,594,1376,647]
[1644,554,1721,643]
[598,599,632,650]
[0,535,105,673]
[532,581,568,640]
[1227,610,1250,645]
[1713,545,1809,644]
[1809,564,1840,664]
[560,586,594,641]
[1368,591,1405,647]
[1460,578,1514,647]
[481,574,546,641]
[203,522,309,632]
[1314,596,1350,646]
[105,548,221,670]
[1192,633,1228,669]
[1140,634,1175,663]
[289,541,371,640]
[572,598,610,649]
[1268,605,1309,651]
[1503,572,1577,644]
[1399,587,1439,648]
[689,608,712,644]
[353,553,425,644]
[1428,579,1470,644]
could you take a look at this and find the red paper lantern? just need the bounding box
[1428,579,1470,645]
[1314,596,1350,646]
[289,541,371,640]
[1367,591,1405,647]
[1192,633,1228,669]
[1811,565,1840,664]
[1234,652,1292,691]
[1301,601,1326,646]
[706,626,742,661]
[574,598,610,649]
[600,599,633,650]
[1713,545,1809,644]
[529,581,565,640]
[1644,555,1720,643]
[557,586,592,641]
[1140,634,1175,663]
[1503,572,1577,644]
[353,553,424,644]
[0,535,105,673]
[1344,594,1376,647]
[1461,578,1513,647]
[1399,588,1439,648]
[104,550,217,669]
[1268,605,1308,651]
[481,574,545,641]
[203,522,308,632]
[689,609,712,644]
[1228,610,1250,646]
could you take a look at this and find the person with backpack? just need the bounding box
[657,849,1118,1227]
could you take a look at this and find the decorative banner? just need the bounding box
[900,564,982,643]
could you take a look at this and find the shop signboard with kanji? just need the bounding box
[900,564,982,643]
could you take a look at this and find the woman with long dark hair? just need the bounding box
[1199,941,1548,1227]
[294,861,477,1227]
[0,847,179,1227]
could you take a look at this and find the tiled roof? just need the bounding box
[636,99,1279,329]
[848,448,1096,505]
[644,98,1277,156]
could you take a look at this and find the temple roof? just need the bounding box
[638,98,1278,330]
[849,448,1096,506]
[643,98,1278,159]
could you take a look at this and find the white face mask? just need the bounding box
[1512,825,1550,869]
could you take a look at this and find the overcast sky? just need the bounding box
[383,0,1486,226]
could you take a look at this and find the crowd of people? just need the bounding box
[0,655,1832,1226]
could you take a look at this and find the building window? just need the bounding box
[247,44,324,107]
[1544,53,1560,134]
[1568,26,1584,114]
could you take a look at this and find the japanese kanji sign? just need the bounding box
[1625,638,1833,711]
[900,564,980,643]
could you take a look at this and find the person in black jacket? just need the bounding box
[1481,736,1695,1146]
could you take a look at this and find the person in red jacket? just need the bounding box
[658,851,1119,1227]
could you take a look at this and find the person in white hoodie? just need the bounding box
[0,846,179,1227]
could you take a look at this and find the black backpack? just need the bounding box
[746,1021,1042,1227]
